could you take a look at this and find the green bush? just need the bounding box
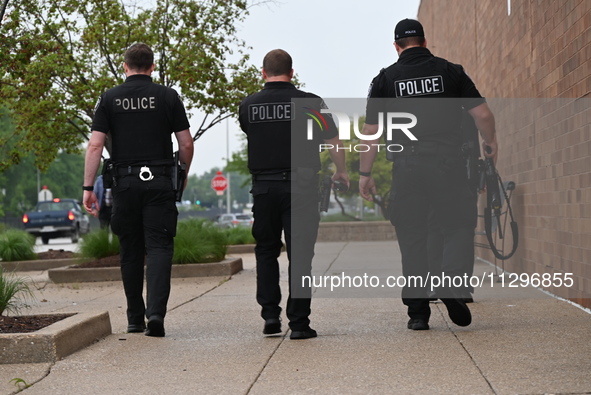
[0,230,37,262]
[79,229,120,259]
[223,226,255,245]
[78,220,230,264]
[0,266,35,315]
[173,218,227,264]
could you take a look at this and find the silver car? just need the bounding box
[216,213,254,228]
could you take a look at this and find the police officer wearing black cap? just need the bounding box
[83,43,194,337]
[359,19,498,330]
[239,49,349,339]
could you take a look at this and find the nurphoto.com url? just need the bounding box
[301,272,575,292]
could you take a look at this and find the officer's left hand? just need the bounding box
[359,176,377,201]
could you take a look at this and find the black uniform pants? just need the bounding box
[110,175,178,325]
[427,201,476,294]
[250,180,320,331]
[389,155,477,321]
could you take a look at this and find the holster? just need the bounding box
[101,159,114,188]
[172,151,186,202]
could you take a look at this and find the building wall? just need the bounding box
[418,0,591,306]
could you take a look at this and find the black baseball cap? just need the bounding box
[394,18,425,40]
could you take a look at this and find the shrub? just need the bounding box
[0,230,37,262]
[79,229,120,259]
[223,226,255,245]
[173,218,227,264]
[0,267,35,316]
[78,220,229,264]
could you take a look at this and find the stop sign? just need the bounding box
[211,171,228,192]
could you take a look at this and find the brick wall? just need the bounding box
[418,0,591,307]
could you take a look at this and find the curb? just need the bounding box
[227,244,255,254]
[0,311,112,364]
[1,258,85,272]
[47,257,243,283]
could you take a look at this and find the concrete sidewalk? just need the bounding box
[1,241,590,394]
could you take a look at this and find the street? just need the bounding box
[33,237,78,254]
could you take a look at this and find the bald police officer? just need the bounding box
[359,19,498,330]
[239,49,349,339]
[83,43,194,337]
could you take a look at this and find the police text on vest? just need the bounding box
[113,96,157,112]
[249,102,293,123]
[395,76,444,98]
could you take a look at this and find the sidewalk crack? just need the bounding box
[314,242,349,296]
[244,333,287,395]
[436,305,498,394]
[168,276,234,312]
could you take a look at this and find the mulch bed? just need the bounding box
[1,250,115,334]
[36,249,77,260]
[72,255,120,268]
[0,314,75,334]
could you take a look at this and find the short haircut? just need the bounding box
[395,36,426,49]
[262,49,292,77]
[124,43,154,72]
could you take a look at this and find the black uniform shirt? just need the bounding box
[366,47,485,147]
[238,81,338,174]
[92,74,190,165]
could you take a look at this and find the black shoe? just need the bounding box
[441,297,472,327]
[463,297,474,303]
[407,318,429,330]
[145,315,165,337]
[427,291,438,302]
[263,318,282,335]
[127,323,146,333]
[290,328,317,340]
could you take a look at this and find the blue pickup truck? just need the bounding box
[22,198,91,244]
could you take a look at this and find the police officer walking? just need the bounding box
[239,49,349,339]
[83,43,194,337]
[359,19,498,330]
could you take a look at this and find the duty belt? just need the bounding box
[115,165,171,181]
[252,172,291,181]
[396,143,462,157]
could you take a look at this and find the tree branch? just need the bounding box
[0,0,9,25]
[192,112,233,142]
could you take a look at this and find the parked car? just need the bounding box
[216,213,254,228]
[22,198,91,244]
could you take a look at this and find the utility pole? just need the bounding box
[226,119,231,214]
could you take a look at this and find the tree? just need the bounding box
[0,106,86,216]
[0,152,85,216]
[0,0,261,171]
[226,134,249,177]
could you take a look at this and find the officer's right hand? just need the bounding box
[359,175,377,201]
[83,191,99,218]
[482,140,498,163]
[332,171,350,192]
